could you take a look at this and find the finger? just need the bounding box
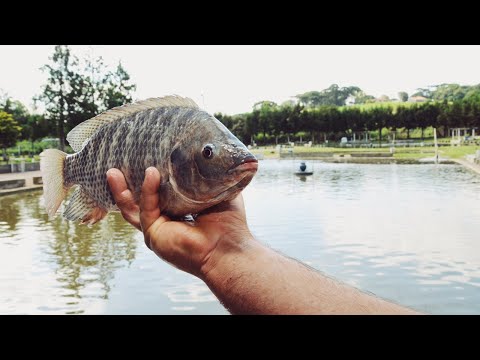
[139,167,164,232]
[106,168,141,230]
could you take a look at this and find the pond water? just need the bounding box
[1,161,480,314]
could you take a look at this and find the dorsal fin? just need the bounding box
[66,95,199,152]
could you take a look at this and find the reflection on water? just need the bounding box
[1,161,480,314]
[0,191,138,314]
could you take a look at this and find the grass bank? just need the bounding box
[252,144,480,162]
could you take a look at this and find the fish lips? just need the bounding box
[227,155,258,175]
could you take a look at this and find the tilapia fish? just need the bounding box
[40,96,258,225]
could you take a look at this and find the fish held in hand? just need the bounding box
[40,96,258,225]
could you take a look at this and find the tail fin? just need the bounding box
[40,149,68,218]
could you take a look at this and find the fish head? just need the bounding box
[168,117,258,205]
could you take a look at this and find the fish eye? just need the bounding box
[202,144,214,159]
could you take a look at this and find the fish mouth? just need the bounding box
[228,155,258,175]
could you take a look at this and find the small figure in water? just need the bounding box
[300,162,307,172]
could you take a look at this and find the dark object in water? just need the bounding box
[295,161,313,175]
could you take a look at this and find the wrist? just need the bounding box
[199,229,264,285]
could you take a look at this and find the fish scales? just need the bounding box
[40,96,258,225]
[64,107,201,209]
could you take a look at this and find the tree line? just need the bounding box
[215,99,480,146]
[2,47,480,158]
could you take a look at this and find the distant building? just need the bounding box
[408,96,428,103]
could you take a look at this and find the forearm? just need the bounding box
[202,237,419,315]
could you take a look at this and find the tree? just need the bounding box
[367,107,390,144]
[36,45,81,151]
[296,85,361,107]
[431,83,468,102]
[0,111,22,161]
[295,91,323,107]
[36,46,137,151]
[320,84,361,106]
[398,92,408,102]
[352,90,375,104]
[244,111,259,145]
[1,99,31,140]
[412,87,433,98]
[256,101,277,144]
[102,62,136,110]
[403,106,417,139]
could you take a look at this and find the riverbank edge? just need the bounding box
[0,185,43,196]
[453,158,480,175]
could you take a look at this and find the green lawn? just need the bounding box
[440,145,480,159]
[253,143,478,161]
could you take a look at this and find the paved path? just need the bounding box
[0,170,42,181]
[0,170,43,196]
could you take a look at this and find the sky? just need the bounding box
[2,45,480,115]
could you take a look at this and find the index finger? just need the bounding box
[106,168,141,230]
[139,167,163,232]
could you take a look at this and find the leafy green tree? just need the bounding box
[0,111,22,161]
[352,90,375,104]
[102,62,136,110]
[214,112,233,130]
[464,85,480,101]
[295,91,323,107]
[436,101,450,137]
[245,111,259,145]
[431,83,468,102]
[0,97,30,139]
[398,92,408,102]
[412,87,433,98]
[36,46,137,151]
[231,115,248,143]
[270,104,288,144]
[36,45,82,151]
[404,106,418,139]
[255,101,277,144]
[296,85,361,107]
[321,84,361,106]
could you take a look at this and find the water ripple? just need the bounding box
[1,162,480,314]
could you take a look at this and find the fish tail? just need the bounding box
[39,149,70,218]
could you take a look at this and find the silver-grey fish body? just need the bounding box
[65,107,201,212]
[40,96,258,224]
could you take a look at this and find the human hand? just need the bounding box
[106,167,254,279]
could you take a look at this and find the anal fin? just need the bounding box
[63,187,108,225]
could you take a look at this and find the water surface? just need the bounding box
[1,161,479,314]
